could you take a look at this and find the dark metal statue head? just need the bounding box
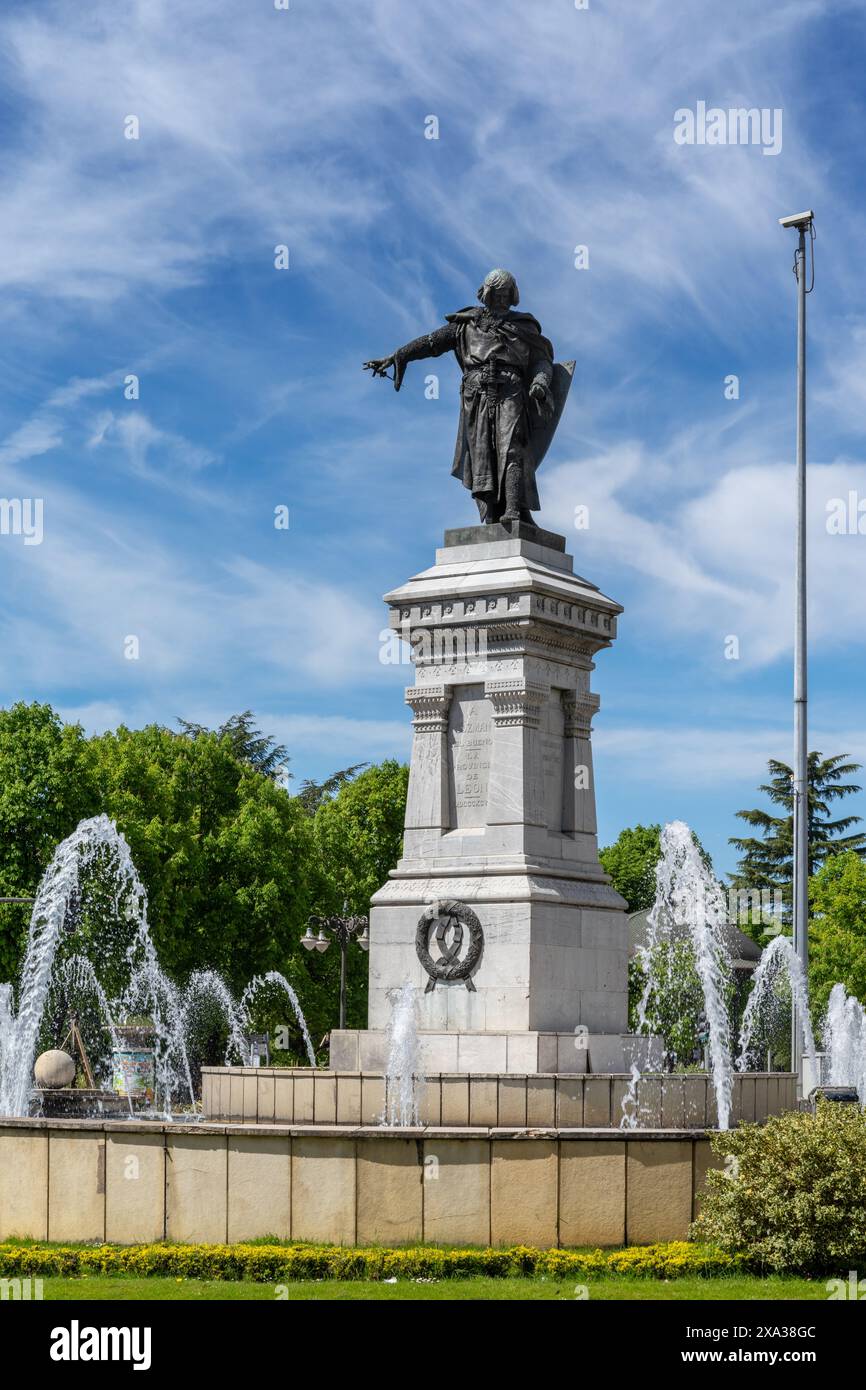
[477,268,519,309]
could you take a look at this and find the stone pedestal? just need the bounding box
[358,523,629,1067]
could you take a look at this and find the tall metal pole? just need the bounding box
[781,210,813,1093]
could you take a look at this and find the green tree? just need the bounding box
[311,760,409,1028]
[0,702,99,980]
[312,761,409,915]
[808,851,866,1016]
[599,823,662,912]
[0,703,411,1054]
[730,755,866,926]
[176,711,290,783]
[628,940,707,1067]
[297,764,366,816]
[600,823,715,915]
[90,723,327,1048]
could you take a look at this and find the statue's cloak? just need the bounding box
[445,308,572,500]
[390,305,573,511]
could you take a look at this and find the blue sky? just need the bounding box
[1,0,865,876]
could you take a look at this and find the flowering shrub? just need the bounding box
[691,1102,866,1273]
[0,1239,741,1282]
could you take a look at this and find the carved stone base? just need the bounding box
[368,875,627,1034]
[369,525,628,1038]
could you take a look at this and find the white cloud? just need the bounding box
[59,700,128,735]
[0,372,122,468]
[0,0,834,345]
[0,442,397,697]
[545,450,866,665]
[596,722,866,788]
[222,558,393,686]
[88,411,219,485]
[265,714,411,767]
[0,2,387,305]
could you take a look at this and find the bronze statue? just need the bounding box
[364,268,573,525]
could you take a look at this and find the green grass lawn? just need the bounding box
[40,1275,827,1301]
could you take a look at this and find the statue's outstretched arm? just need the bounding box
[364,323,458,391]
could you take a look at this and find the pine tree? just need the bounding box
[296,765,367,816]
[177,711,290,783]
[730,753,866,918]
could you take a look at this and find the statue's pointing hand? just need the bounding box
[363,355,396,380]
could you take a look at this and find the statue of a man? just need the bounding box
[364,269,568,525]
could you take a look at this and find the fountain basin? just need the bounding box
[200,1065,797,1129]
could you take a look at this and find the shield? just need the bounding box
[528,360,575,469]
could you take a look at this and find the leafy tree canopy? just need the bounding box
[599,824,662,913]
[91,723,314,992]
[0,703,412,1052]
[600,822,714,915]
[809,851,866,1017]
[312,760,409,916]
[0,702,99,979]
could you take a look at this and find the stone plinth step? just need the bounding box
[328,1028,660,1075]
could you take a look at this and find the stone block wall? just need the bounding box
[0,1119,727,1248]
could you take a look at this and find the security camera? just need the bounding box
[779,210,814,229]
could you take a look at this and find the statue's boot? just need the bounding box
[502,463,522,522]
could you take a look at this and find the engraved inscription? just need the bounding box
[447,683,493,828]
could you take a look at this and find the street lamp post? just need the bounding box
[301,903,369,1030]
[779,209,815,1094]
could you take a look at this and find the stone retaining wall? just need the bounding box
[201,1067,797,1129]
[0,1119,725,1247]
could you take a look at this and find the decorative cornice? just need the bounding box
[390,593,618,645]
[563,692,600,738]
[405,684,452,733]
[485,678,549,728]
